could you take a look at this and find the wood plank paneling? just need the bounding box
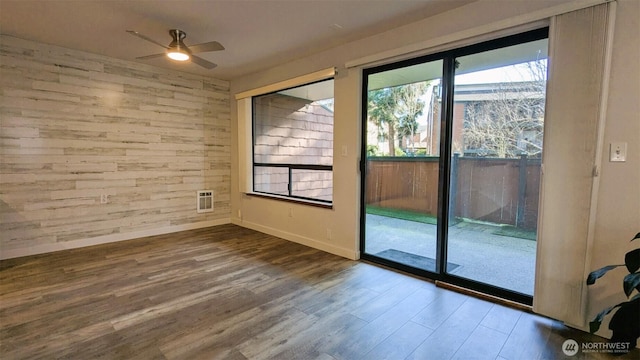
[0,35,231,256]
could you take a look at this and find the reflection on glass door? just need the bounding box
[362,60,443,272]
[446,39,548,295]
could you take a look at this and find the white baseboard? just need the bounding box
[1,218,231,260]
[233,218,358,260]
[3,218,358,261]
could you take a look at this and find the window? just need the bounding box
[251,78,334,204]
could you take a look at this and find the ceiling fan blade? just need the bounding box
[191,55,217,69]
[126,30,168,49]
[188,41,225,54]
[136,53,165,60]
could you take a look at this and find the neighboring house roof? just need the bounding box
[453,82,545,101]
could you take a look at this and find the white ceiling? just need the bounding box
[0,0,475,81]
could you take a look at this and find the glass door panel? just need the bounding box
[446,39,549,295]
[363,60,443,272]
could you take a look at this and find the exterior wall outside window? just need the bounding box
[253,92,334,202]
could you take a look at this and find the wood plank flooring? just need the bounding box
[1,224,637,359]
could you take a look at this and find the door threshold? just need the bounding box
[435,280,533,313]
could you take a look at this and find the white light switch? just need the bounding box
[610,142,627,162]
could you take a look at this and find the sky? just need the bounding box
[455,60,548,85]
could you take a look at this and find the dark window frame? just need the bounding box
[251,78,335,206]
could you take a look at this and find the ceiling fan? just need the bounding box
[126,29,224,69]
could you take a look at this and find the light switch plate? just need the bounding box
[610,142,627,162]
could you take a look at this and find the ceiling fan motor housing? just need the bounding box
[168,29,191,54]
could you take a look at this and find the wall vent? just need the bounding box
[197,190,213,213]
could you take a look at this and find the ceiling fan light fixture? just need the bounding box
[167,50,190,61]
[128,29,220,69]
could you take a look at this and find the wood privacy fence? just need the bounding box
[365,155,541,230]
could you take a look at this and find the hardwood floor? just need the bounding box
[1,224,637,359]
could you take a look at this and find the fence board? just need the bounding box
[365,157,540,229]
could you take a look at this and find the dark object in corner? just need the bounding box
[586,232,640,353]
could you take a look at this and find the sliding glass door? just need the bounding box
[362,60,443,273]
[361,29,549,303]
[446,39,548,296]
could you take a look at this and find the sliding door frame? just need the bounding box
[359,27,549,305]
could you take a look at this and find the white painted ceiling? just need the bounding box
[0,0,475,81]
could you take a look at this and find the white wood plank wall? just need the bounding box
[0,35,231,258]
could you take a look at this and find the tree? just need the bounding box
[368,82,428,156]
[460,60,547,158]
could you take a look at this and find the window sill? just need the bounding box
[244,192,333,209]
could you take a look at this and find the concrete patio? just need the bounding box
[364,214,537,295]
